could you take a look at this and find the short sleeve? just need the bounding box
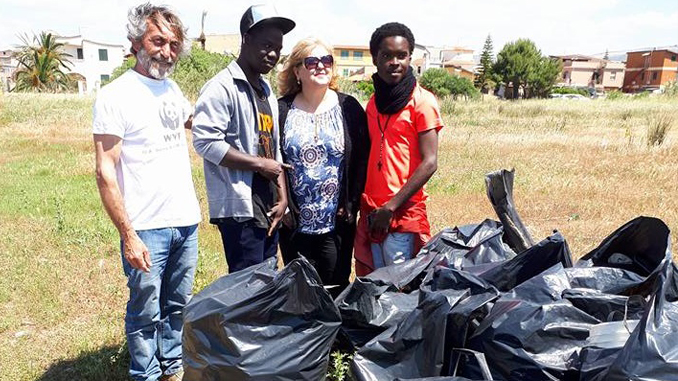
[92,92,125,138]
[414,88,445,133]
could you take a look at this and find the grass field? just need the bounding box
[0,92,676,380]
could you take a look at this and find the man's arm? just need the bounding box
[267,169,289,237]
[369,129,439,235]
[219,149,291,181]
[94,134,151,272]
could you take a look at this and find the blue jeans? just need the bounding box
[371,232,415,269]
[121,224,198,381]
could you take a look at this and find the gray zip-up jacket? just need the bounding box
[192,60,282,219]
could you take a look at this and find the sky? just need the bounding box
[1,0,677,57]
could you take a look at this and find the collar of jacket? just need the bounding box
[227,60,273,99]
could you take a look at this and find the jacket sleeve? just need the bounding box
[192,79,233,165]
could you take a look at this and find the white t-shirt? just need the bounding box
[93,69,201,231]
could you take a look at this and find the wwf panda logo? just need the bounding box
[159,100,182,130]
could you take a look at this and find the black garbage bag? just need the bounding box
[576,216,669,277]
[465,264,598,380]
[420,267,500,376]
[603,261,678,379]
[418,220,515,271]
[350,288,470,380]
[565,266,646,295]
[182,257,341,381]
[394,349,497,380]
[336,253,444,349]
[569,217,676,381]
[562,289,647,322]
[349,267,501,381]
[479,231,573,292]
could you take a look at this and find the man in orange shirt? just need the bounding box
[354,22,444,275]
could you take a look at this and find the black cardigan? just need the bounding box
[278,92,369,228]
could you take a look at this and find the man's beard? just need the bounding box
[137,47,175,79]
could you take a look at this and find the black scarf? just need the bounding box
[372,67,416,115]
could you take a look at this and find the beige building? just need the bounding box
[552,54,625,91]
[0,48,18,92]
[332,45,374,80]
[201,34,241,57]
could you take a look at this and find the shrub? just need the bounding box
[646,113,673,147]
[420,68,480,100]
[420,68,452,97]
[355,79,374,98]
[606,90,624,100]
[662,81,678,98]
[552,87,589,96]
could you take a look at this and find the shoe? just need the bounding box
[160,370,184,381]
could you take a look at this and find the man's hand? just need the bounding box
[257,158,292,181]
[123,232,151,272]
[368,206,394,236]
[267,202,287,237]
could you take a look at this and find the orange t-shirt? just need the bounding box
[363,84,444,206]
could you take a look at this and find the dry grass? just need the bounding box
[429,97,678,258]
[0,93,677,380]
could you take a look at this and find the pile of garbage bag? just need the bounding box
[183,215,678,381]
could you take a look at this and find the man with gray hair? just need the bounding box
[93,3,199,380]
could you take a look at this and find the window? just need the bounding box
[76,48,83,60]
[98,49,108,61]
[353,51,363,61]
[652,72,658,80]
[340,50,349,59]
[672,55,676,62]
[100,74,110,82]
[610,71,616,80]
[342,68,349,76]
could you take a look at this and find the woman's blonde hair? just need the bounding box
[278,37,339,97]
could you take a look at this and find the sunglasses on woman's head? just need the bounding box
[303,55,334,70]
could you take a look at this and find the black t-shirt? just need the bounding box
[250,92,277,229]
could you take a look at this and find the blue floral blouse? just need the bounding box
[283,103,345,234]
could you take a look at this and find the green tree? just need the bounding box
[493,39,559,99]
[493,39,541,99]
[12,32,73,92]
[529,56,562,98]
[474,34,494,93]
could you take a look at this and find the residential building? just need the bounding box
[411,43,431,75]
[443,64,475,81]
[56,35,125,94]
[416,45,476,78]
[333,45,374,80]
[623,48,678,92]
[0,48,18,92]
[552,54,625,91]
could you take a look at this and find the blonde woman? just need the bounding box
[277,37,369,294]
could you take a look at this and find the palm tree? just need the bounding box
[12,32,73,92]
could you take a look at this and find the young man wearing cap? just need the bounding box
[192,5,295,273]
[353,22,444,275]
